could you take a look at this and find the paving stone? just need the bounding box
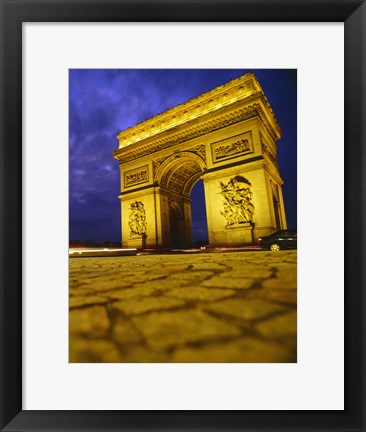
[276,269,297,281]
[262,278,297,290]
[112,297,185,316]
[69,288,95,297]
[172,337,295,363]
[101,286,156,300]
[112,316,142,345]
[123,273,170,284]
[203,298,287,321]
[247,288,297,306]
[166,286,236,301]
[228,269,272,278]
[132,278,192,291]
[223,262,270,269]
[168,270,215,281]
[202,276,254,290]
[189,262,228,271]
[132,309,241,350]
[69,251,297,362]
[255,311,297,339]
[69,306,110,335]
[158,264,191,273]
[69,336,121,363]
[69,278,101,290]
[74,276,134,291]
[113,345,171,363]
[69,295,110,308]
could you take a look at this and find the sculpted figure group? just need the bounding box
[220,175,255,225]
[128,201,147,236]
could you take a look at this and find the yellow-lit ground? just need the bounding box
[69,251,297,363]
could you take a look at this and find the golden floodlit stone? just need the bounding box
[113,73,287,248]
[69,251,297,362]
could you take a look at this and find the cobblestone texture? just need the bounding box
[69,251,297,363]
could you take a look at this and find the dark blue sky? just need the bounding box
[69,69,297,242]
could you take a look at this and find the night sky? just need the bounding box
[69,69,297,243]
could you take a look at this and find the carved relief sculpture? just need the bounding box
[124,166,149,188]
[152,158,165,176]
[214,139,249,160]
[193,144,206,161]
[220,176,255,225]
[114,105,264,164]
[211,133,252,163]
[128,201,147,236]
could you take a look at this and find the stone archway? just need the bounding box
[155,152,206,248]
[113,72,288,248]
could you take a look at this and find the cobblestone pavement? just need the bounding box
[69,251,297,363]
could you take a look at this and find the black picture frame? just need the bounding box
[1,1,365,431]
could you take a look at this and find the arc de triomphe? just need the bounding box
[113,72,287,248]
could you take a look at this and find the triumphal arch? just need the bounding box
[113,73,287,248]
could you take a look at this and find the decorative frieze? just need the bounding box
[114,105,262,164]
[124,165,149,188]
[212,133,252,163]
[128,201,147,236]
[220,175,255,225]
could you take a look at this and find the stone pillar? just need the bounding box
[157,189,171,247]
[120,187,164,248]
[182,197,192,247]
[203,172,256,246]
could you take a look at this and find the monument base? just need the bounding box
[127,235,148,249]
[209,223,254,246]
[226,222,254,245]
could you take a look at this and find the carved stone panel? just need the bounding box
[261,137,278,168]
[211,132,252,163]
[114,105,263,164]
[220,175,255,225]
[124,165,149,188]
[128,201,147,236]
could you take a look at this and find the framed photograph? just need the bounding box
[1,0,365,431]
[68,67,298,364]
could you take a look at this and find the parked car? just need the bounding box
[258,229,297,251]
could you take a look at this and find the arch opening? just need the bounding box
[190,179,208,247]
[169,201,185,248]
[159,155,205,248]
[158,154,204,196]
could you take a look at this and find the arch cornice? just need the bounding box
[115,72,281,148]
[113,100,280,164]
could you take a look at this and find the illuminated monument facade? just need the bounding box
[113,73,287,248]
